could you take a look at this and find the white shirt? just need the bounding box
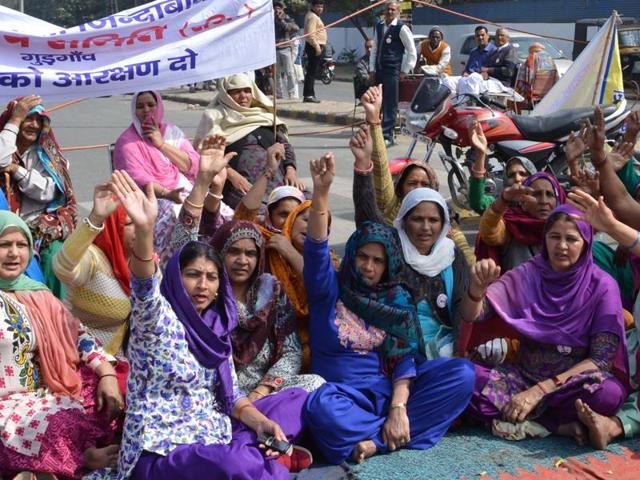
[369,17,417,74]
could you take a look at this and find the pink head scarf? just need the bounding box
[113,91,199,189]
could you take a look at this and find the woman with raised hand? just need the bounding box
[358,85,475,266]
[107,170,310,479]
[302,153,475,465]
[52,184,133,356]
[463,204,630,444]
[0,211,122,479]
[477,172,565,272]
[0,95,78,298]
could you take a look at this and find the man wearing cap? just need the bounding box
[303,0,327,103]
[420,27,452,76]
[368,1,417,147]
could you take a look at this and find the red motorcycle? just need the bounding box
[392,77,630,208]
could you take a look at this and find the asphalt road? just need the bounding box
[51,95,458,252]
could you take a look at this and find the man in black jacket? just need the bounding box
[274,1,300,99]
[481,28,520,86]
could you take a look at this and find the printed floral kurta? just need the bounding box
[109,273,243,480]
[0,291,110,458]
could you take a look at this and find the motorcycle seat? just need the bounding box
[509,105,617,142]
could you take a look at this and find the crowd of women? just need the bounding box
[0,75,639,480]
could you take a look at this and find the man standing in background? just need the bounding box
[303,0,326,103]
[274,1,300,99]
[481,27,519,86]
[420,26,452,76]
[369,1,417,147]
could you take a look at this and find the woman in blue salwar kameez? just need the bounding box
[301,153,475,464]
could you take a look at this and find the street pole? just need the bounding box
[19,0,24,13]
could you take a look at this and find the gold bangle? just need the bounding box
[185,198,204,209]
[132,250,154,263]
[390,402,407,409]
[252,389,266,398]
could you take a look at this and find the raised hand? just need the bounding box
[469,259,501,298]
[228,169,252,195]
[625,111,640,140]
[10,95,41,124]
[570,168,600,197]
[211,165,228,192]
[310,152,336,192]
[567,189,616,233]
[360,84,383,124]
[165,186,185,204]
[89,183,120,226]
[564,130,587,163]
[198,135,236,182]
[284,166,304,190]
[266,142,285,174]
[349,124,373,167]
[501,184,536,204]
[606,141,635,172]
[584,107,606,155]
[111,170,158,231]
[468,119,488,153]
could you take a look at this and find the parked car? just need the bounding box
[452,32,573,77]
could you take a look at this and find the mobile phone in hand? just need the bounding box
[257,433,292,454]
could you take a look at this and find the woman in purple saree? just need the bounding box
[461,204,630,443]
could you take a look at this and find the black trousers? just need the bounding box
[303,43,323,98]
[375,67,400,141]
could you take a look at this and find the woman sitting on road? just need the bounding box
[359,86,475,266]
[52,188,134,357]
[113,90,200,262]
[0,211,123,479]
[477,171,565,272]
[467,119,536,215]
[463,204,630,443]
[210,220,325,397]
[302,152,475,464]
[193,74,303,209]
[103,170,311,480]
[0,96,78,298]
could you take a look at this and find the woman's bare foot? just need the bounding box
[556,421,588,446]
[84,444,119,470]
[575,399,624,449]
[351,440,377,464]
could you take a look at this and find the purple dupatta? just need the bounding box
[486,204,629,383]
[160,241,238,414]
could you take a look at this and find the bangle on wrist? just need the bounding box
[628,231,640,251]
[98,373,118,382]
[536,381,550,395]
[207,189,224,200]
[467,288,484,303]
[252,389,266,398]
[390,403,407,409]
[131,249,155,263]
[353,162,374,174]
[471,166,486,178]
[236,403,256,420]
[83,216,105,233]
[551,375,563,388]
[366,119,381,126]
[185,198,204,209]
[310,208,329,216]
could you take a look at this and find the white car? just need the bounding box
[451,32,572,77]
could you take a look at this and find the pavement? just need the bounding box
[162,64,364,127]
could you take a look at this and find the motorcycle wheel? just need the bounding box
[320,68,334,85]
[447,163,470,210]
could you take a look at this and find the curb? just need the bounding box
[163,93,362,127]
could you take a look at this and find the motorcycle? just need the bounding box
[303,43,336,85]
[392,76,630,209]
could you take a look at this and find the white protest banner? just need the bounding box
[0,0,275,102]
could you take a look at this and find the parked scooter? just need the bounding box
[303,43,336,85]
[392,77,630,208]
